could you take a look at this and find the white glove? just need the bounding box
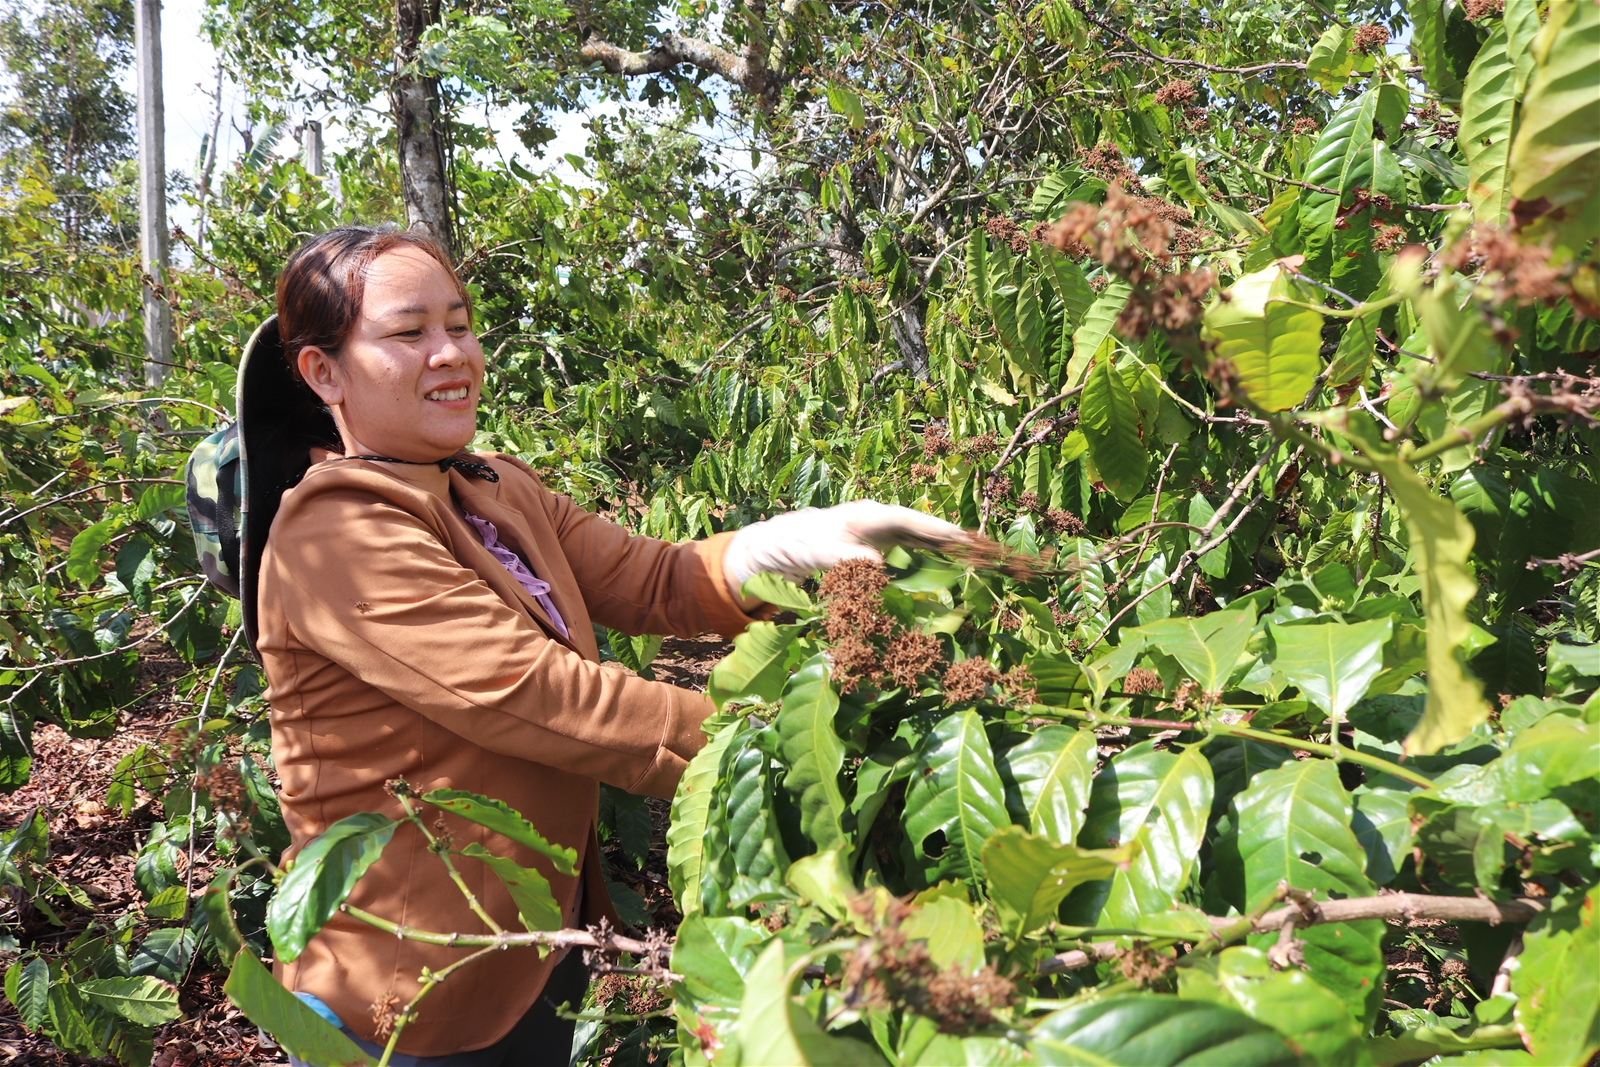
[722,500,968,599]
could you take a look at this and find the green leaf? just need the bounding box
[201,867,247,964]
[671,914,767,1063]
[1307,26,1355,94]
[966,229,990,307]
[738,940,886,1066]
[1179,946,1367,1066]
[421,788,577,874]
[707,621,803,708]
[1410,0,1465,102]
[1135,605,1257,695]
[1512,883,1600,1065]
[1344,425,1493,754]
[1460,25,1519,228]
[1042,248,1094,326]
[902,894,986,973]
[129,927,197,984]
[7,956,48,1031]
[827,86,867,129]
[1081,353,1148,503]
[1068,741,1213,928]
[997,725,1097,843]
[1507,0,1600,242]
[265,812,396,963]
[1202,265,1324,412]
[1298,91,1380,264]
[1419,714,1599,807]
[76,976,182,1027]
[1222,758,1374,909]
[775,655,849,851]
[1269,618,1393,724]
[1351,785,1415,885]
[144,884,188,919]
[458,842,561,932]
[717,729,791,907]
[903,709,1010,885]
[65,520,115,588]
[1032,996,1300,1065]
[224,949,375,1066]
[1410,275,1502,398]
[741,571,814,613]
[1067,280,1132,387]
[667,715,742,919]
[983,825,1127,940]
[1217,758,1384,1025]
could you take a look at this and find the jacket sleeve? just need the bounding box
[494,455,765,640]
[267,480,712,798]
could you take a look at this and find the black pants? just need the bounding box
[288,949,590,1067]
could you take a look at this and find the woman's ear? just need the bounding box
[297,346,344,407]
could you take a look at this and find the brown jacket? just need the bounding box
[256,452,757,1055]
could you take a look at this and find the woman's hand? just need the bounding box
[722,501,968,600]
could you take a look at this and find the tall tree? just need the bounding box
[392,0,452,251]
[0,0,135,244]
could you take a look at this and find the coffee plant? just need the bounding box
[4,0,1600,1062]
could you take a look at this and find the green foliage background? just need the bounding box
[2,0,1599,1061]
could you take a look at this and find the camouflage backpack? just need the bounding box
[184,315,338,652]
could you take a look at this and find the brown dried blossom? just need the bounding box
[1117,943,1177,987]
[1078,142,1141,187]
[821,557,895,645]
[999,665,1037,706]
[910,462,940,481]
[941,658,999,703]
[1123,667,1164,695]
[1017,490,1042,513]
[1352,23,1391,54]
[960,431,1000,458]
[1153,79,1198,108]
[940,534,1053,581]
[1289,117,1320,137]
[883,630,947,690]
[923,425,953,458]
[983,473,1013,500]
[1439,225,1582,309]
[1374,223,1407,253]
[843,897,1021,1033]
[983,212,1031,254]
[1041,509,1086,536]
[371,992,401,1041]
[1464,0,1503,19]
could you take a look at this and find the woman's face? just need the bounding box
[297,246,485,462]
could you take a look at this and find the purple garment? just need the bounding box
[463,512,571,640]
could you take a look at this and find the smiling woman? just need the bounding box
[232,226,968,1064]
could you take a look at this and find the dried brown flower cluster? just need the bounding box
[1078,142,1141,187]
[1374,223,1407,253]
[1352,23,1390,54]
[1440,225,1595,314]
[1117,942,1178,987]
[1115,266,1219,342]
[910,462,940,481]
[940,658,1037,705]
[983,473,1013,500]
[960,431,1000,458]
[1041,185,1217,343]
[1288,117,1320,137]
[842,896,1021,1033]
[1040,508,1086,536]
[820,558,945,694]
[774,284,798,303]
[1123,667,1164,695]
[1017,490,1042,512]
[922,425,953,458]
[982,212,1031,254]
[939,533,1053,581]
[1153,79,1198,108]
[1464,0,1503,19]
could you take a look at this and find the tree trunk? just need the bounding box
[392,0,452,256]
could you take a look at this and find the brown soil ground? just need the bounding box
[0,634,729,1066]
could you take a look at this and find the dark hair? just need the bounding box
[275,225,471,382]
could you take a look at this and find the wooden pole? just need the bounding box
[135,0,171,388]
[302,119,324,177]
